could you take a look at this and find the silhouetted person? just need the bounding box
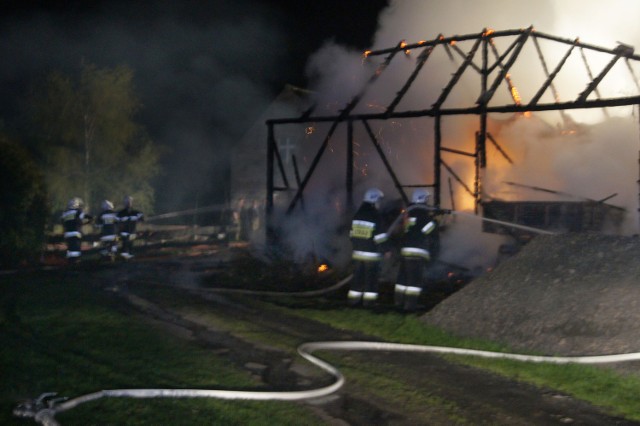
[117,195,144,260]
[394,189,438,312]
[348,188,388,307]
[96,199,119,260]
[61,197,93,263]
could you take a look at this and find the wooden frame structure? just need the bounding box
[265,27,640,234]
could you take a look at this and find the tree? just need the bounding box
[28,63,159,214]
[0,136,48,268]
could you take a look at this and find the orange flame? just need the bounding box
[363,50,371,58]
[317,264,329,273]
[510,86,522,105]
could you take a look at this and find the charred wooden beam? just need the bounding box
[365,28,640,61]
[433,37,482,110]
[486,35,521,74]
[285,121,339,214]
[487,132,513,164]
[625,58,640,92]
[476,27,532,105]
[534,31,640,60]
[362,120,409,204]
[434,114,442,206]
[441,159,475,198]
[488,38,522,105]
[266,95,640,125]
[292,155,305,210]
[349,40,406,116]
[441,146,476,157]
[403,183,436,188]
[529,36,576,106]
[386,36,439,115]
[442,42,455,61]
[365,28,524,57]
[578,46,608,117]
[503,181,625,210]
[449,41,481,73]
[274,139,290,190]
[576,44,633,102]
[285,42,407,214]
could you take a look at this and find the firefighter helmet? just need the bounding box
[123,195,134,208]
[411,188,430,204]
[102,200,114,211]
[67,197,83,209]
[363,188,384,203]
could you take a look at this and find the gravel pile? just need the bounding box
[422,232,640,357]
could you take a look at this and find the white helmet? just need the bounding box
[123,195,134,208]
[67,197,83,209]
[363,188,384,203]
[411,188,430,204]
[102,200,114,210]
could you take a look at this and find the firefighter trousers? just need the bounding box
[349,258,381,307]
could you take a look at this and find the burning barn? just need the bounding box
[228,26,640,274]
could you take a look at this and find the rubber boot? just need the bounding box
[394,284,406,309]
[403,286,422,312]
[348,290,363,307]
[362,292,378,308]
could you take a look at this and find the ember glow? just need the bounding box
[281,0,640,271]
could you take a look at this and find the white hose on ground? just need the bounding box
[16,273,640,425]
[18,339,640,425]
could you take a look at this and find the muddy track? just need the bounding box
[95,259,640,426]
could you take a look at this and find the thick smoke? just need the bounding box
[289,0,640,269]
[0,1,289,214]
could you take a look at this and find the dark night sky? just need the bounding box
[0,0,389,212]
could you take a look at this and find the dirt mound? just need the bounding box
[422,232,640,356]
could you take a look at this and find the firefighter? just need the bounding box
[61,197,93,263]
[117,195,144,260]
[95,200,119,260]
[394,188,438,312]
[348,188,389,307]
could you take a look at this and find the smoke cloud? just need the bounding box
[286,0,640,269]
[0,1,291,214]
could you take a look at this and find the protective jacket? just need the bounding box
[117,208,144,237]
[61,207,92,259]
[97,209,118,241]
[61,208,92,239]
[350,202,388,261]
[400,204,437,260]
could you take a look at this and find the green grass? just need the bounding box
[6,265,640,423]
[0,271,324,425]
[263,299,640,421]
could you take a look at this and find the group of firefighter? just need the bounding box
[348,187,444,312]
[61,195,144,263]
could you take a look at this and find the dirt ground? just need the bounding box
[83,236,640,426]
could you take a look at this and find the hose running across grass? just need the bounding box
[14,273,640,425]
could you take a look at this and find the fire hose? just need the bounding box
[14,270,640,425]
[14,336,640,425]
[5,212,599,425]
